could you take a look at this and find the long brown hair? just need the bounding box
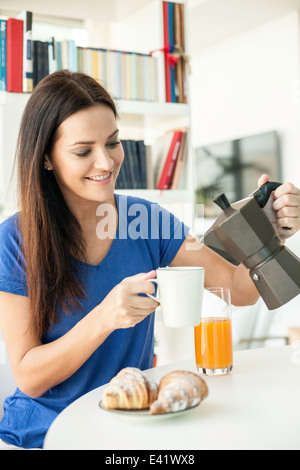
[17,70,118,337]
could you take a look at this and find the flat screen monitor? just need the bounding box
[195,130,281,218]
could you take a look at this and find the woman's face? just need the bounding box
[48,104,124,208]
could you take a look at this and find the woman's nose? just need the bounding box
[93,148,114,171]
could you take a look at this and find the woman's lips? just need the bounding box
[85,169,114,184]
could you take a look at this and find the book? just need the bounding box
[168,2,176,103]
[56,41,62,70]
[156,130,183,190]
[138,54,145,101]
[136,140,147,189]
[180,2,187,103]
[150,55,159,102]
[169,128,188,189]
[118,139,149,189]
[162,2,172,102]
[129,139,143,188]
[116,51,123,99]
[0,20,6,91]
[99,49,108,87]
[131,52,138,101]
[33,40,49,87]
[152,132,174,187]
[92,49,99,82]
[6,18,23,92]
[162,2,187,104]
[68,40,77,73]
[110,50,122,99]
[121,51,128,99]
[48,37,57,74]
[41,41,49,80]
[125,140,140,189]
[106,49,113,94]
[145,145,154,189]
[81,47,93,77]
[174,2,184,103]
[122,140,136,188]
[61,40,70,70]
[151,47,165,103]
[17,11,33,92]
[125,52,132,99]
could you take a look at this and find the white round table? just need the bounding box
[43,345,300,450]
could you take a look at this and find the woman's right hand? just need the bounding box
[97,270,159,331]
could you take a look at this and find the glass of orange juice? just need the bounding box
[194,287,233,376]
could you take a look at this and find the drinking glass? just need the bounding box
[194,287,233,375]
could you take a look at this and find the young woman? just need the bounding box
[0,70,299,449]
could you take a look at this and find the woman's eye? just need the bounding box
[106,141,121,149]
[75,150,91,157]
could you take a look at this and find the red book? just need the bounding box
[163,2,171,102]
[157,130,183,190]
[6,18,23,92]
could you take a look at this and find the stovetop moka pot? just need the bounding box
[204,182,300,309]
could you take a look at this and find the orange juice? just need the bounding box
[194,317,233,371]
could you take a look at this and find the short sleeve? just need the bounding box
[0,214,28,297]
[152,203,190,267]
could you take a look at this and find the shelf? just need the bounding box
[0,91,30,106]
[0,92,189,118]
[117,188,194,204]
[117,100,189,117]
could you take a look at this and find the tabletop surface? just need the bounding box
[44,345,300,450]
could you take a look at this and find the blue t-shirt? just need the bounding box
[0,194,189,448]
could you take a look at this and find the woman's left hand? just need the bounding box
[258,174,300,240]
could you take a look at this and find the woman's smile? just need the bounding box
[85,169,114,184]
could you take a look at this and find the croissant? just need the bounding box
[101,367,158,410]
[149,370,208,415]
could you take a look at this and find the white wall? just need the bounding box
[190,10,300,186]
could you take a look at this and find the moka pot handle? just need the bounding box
[253,181,282,208]
[253,181,291,230]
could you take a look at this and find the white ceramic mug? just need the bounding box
[147,266,205,328]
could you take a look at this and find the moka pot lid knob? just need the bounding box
[213,193,231,211]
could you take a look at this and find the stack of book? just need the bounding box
[77,47,158,101]
[116,139,149,190]
[0,11,158,102]
[162,1,187,104]
[115,130,188,191]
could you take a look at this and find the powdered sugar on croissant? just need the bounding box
[101,367,158,410]
[149,370,208,415]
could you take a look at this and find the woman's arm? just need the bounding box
[0,271,158,398]
[170,235,260,306]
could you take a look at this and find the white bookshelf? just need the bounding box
[0,92,190,114]
[0,0,194,227]
[118,100,189,117]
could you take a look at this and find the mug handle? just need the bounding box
[146,279,160,304]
